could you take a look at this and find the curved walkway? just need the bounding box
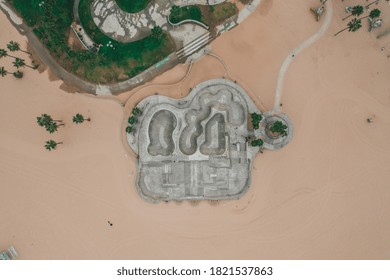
[273,0,333,111]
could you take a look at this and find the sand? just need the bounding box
[1,0,390,259]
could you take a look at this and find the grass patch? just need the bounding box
[202,2,238,26]
[9,0,73,27]
[115,0,151,13]
[7,0,175,84]
[168,3,238,28]
[169,5,203,24]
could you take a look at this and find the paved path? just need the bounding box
[0,0,185,95]
[0,0,261,95]
[91,0,226,43]
[92,0,170,42]
[273,0,333,111]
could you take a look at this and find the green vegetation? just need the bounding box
[115,0,151,13]
[202,2,238,26]
[334,18,362,36]
[269,121,288,137]
[36,114,64,133]
[73,113,91,124]
[0,66,8,77]
[250,113,262,130]
[251,139,264,147]
[13,71,23,79]
[77,0,175,83]
[45,140,62,151]
[45,121,64,134]
[169,5,203,24]
[360,8,381,20]
[128,116,137,124]
[132,107,142,116]
[8,0,175,84]
[0,48,18,59]
[126,107,142,134]
[342,5,364,21]
[13,58,36,69]
[169,2,238,27]
[7,40,31,55]
[1,41,36,78]
[0,66,23,79]
[37,112,93,151]
[37,114,55,127]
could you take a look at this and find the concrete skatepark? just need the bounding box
[127,79,293,202]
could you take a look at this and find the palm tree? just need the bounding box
[132,107,142,116]
[13,58,36,69]
[72,113,90,124]
[334,18,362,36]
[44,140,63,151]
[6,41,32,55]
[250,112,262,130]
[45,121,64,133]
[37,114,62,128]
[0,66,8,77]
[359,8,381,20]
[126,126,133,133]
[251,139,264,147]
[37,114,53,127]
[13,71,23,79]
[0,48,18,59]
[269,121,288,137]
[128,116,137,124]
[151,26,163,40]
[0,66,24,79]
[343,5,364,21]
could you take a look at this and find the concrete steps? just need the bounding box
[176,32,214,58]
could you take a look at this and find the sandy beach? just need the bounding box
[1,0,390,259]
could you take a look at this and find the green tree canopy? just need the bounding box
[343,5,364,21]
[360,8,381,20]
[128,116,137,124]
[0,48,18,59]
[72,113,90,124]
[132,107,142,116]
[37,114,53,127]
[250,112,262,130]
[151,26,163,40]
[0,66,8,77]
[269,121,288,137]
[45,122,60,133]
[13,71,23,79]
[7,41,20,52]
[334,18,362,36]
[13,58,26,69]
[44,140,62,151]
[251,139,264,147]
[13,58,36,69]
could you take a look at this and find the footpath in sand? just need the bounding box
[1,0,390,259]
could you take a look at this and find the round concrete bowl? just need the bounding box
[147,110,177,156]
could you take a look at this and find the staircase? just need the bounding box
[176,32,214,58]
